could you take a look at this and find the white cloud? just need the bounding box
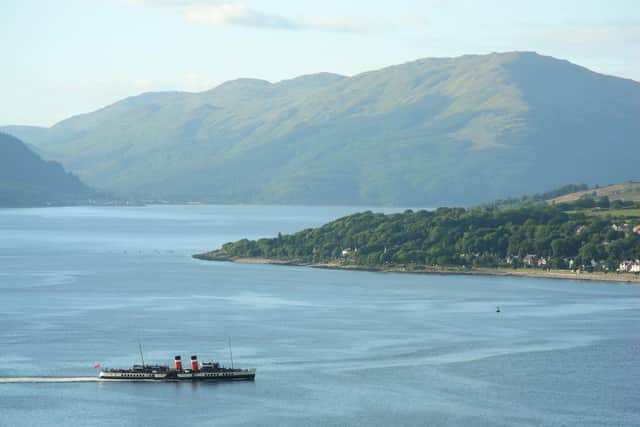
[124,1,388,33]
[301,16,369,33]
[184,3,301,30]
[149,2,368,33]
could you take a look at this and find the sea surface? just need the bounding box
[0,205,639,427]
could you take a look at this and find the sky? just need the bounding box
[1,0,639,126]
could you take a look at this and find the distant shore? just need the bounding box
[192,254,640,284]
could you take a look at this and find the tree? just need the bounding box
[597,196,610,209]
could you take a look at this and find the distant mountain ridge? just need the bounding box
[3,52,639,205]
[0,132,93,206]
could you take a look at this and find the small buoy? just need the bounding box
[496,306,501,313]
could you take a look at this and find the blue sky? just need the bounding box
[2,0,639,126]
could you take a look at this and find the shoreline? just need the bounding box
[192,255,640,284]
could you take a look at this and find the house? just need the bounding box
[523,254,537,266]
[618,260,640,273]
[618,261,632,272]
[537,257,548,267]
[341,248,352,257]
[576,225,588,235]
[612,223,632,232]
[634,225,640,234]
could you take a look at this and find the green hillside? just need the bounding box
[195,201,640,273]
[4,52,639,205]
[548,182,640,204]
[0,132,94,206]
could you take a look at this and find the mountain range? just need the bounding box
[0,132,93,206]
[3,52,639,206]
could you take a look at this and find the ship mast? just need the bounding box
[138,341,146,367]
[228,336,234,369]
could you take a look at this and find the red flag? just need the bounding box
[94,363,101,369]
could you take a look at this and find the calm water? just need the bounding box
[0,205,639,426]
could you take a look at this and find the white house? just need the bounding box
[612,223,632,232]
[618,260,640,273]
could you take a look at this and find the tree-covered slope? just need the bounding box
[196,201,640,272]
[0,132,93,206]
[6,52,640,205]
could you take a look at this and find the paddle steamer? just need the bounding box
[98,355,256,382]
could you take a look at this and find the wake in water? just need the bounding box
[0,377,98,383]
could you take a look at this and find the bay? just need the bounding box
[0,205,638,426]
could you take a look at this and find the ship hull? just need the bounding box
[98,369,256,382]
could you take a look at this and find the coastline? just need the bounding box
[192,254,640,284]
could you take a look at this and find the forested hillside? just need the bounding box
[197,199,640,272]
[0,132,94,206]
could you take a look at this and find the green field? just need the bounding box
[572,208,640,219]
[549,183,640,204]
